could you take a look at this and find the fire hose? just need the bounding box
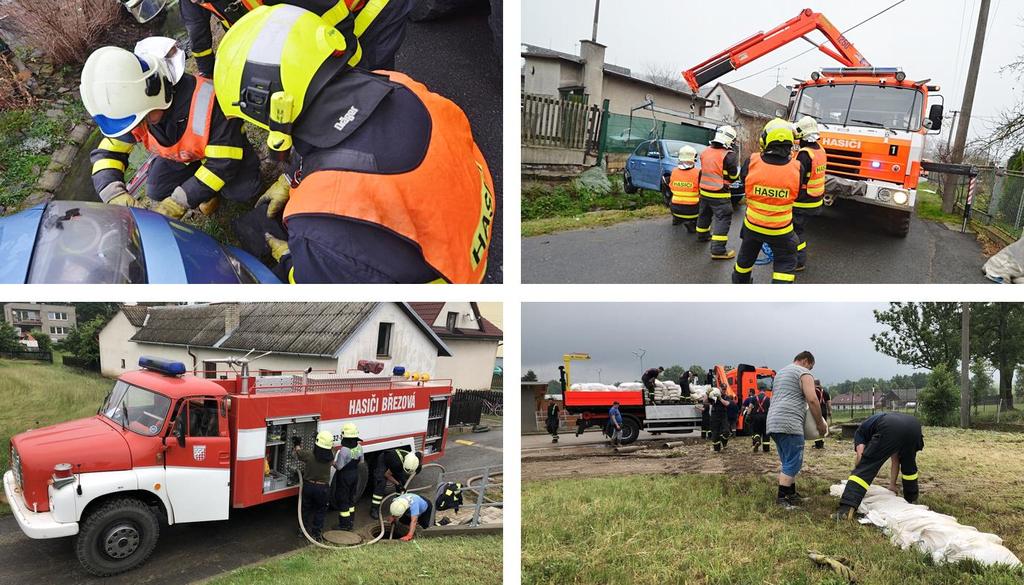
[295,462,446,550]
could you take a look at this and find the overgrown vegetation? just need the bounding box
[0,106,76,208]
[0,358,112,516]
[208,535,502,585]
[918,364,960,426]
[523,427,1024,585]
[3,0,120,65]
[522,175,669,235]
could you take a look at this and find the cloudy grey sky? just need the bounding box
[522,0,1023,144]
[521,303,921,385]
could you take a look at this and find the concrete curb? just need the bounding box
[17,122,95,212]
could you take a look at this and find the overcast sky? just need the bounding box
[521,303,921,385]
[522,0,1023,144]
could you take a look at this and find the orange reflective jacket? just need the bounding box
[670,167,700,207]
[131,78,215,164]
[743,153,801,236]
[796,145,827,207]
[699,147,730,197]
[284,72,496,284]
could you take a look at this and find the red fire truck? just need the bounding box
[3,356,454,576]
[564,361,775,444]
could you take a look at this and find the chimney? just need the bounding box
[224,305,240,336]
[579,39,606,109]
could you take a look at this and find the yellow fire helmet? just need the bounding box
[315,430,334,449]
[759,117,795,150]
[213,4,352,153]
[341,422,360,439]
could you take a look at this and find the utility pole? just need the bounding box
[591,0,601,42]
[945,110,960,154]
[633,348,646,376]
[944,0,992,213]
[961,303,971,429]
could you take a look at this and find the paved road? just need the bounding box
[523,204,990,284]
[0,425,503,584]
[397,9,503,283]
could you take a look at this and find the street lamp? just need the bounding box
[632,348,646,376]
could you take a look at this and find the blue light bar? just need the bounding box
[820,67,901,76]
[139,356,186,376]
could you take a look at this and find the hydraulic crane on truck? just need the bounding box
[682,8,945,237]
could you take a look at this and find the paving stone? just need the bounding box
[37,170,63,192]
[51,145,78,167]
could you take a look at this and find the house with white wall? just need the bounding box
[409,302,502,390]
[99,303,450,379]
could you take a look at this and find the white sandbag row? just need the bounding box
[568,383,617,391]
[829,482,1021,567]
[689,384,711,400]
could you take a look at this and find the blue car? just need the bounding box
[623,139,708,202]
[0,201,280,283]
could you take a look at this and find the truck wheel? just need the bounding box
[356,459,369,498]
[623,171,637,194]
[619,417,641,445]
[75,497,160,577]
[885,209,911,237]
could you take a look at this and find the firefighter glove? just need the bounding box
[265,233,290,262]
[198,195,220,217]
[154,188,190,219]
[98,182,142,207]
[257,174,291,218]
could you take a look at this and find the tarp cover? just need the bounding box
[829,482,1021,567]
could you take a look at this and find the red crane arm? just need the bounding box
[682,8,871,93]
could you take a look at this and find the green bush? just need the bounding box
[522,177,664,221]
[918,364,960,426]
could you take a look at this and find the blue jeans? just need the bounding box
[772,433,805,477]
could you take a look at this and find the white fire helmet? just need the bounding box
[677,145,698,168]
[390,495,411,517]
[402,452,420,473]
[712,125,737,148]
[795,116,820,142]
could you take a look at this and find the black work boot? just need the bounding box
[813,439,824,449]
[684,221,697,233]
[752,435,761,452]
[370,506,380,520]
[776,485,796,510]
[713,442,721,452]
[789,483,808,503]
[762,442,770,453]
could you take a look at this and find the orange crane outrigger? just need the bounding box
[682,8,871,93]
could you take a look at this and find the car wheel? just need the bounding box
[885,209,911,237]
[623,171,638,194]
[661,178,672,207]
[75,498,160,577]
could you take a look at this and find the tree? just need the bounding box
[642,63,686,92]
[662,365,685,382]
[1015,366,1024,400]
[29,330,52,353]
[59,316,108,364]
[0,321,21,352]
[72,303,118,325]
[545,380,561,394]
[872,303,962,372]
[521,370,538,382]
[918,365,960,427]
[973,303,1024,410]
[969,357,995,412]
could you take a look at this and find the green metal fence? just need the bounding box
[603,112,715,154]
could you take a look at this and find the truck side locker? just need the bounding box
[424,396,449,455]
[264,415,319,493]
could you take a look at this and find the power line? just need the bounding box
[727,0,910,85]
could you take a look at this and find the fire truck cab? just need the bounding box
[725,364,776,434]
[3,356,453,576]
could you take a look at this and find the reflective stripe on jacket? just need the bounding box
[669,167,700,206]
[795,145,827,208]
[699,147,729,196]
[283,71,495,284]
[131,78,215,164]
[744,153,801,236]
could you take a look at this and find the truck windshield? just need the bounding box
[101,381,172,437]
[794,84,924,132]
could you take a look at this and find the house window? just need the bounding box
[203,361,218,380]
[49,326,69,335]
[446,312,458,331]
[376,322,393,358]
[13,310,38,321]
[48,312,68,320]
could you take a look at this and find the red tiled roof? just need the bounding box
[408,303,502,341]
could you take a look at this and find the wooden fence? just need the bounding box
[521,93,603,152]
[0,350,52,362]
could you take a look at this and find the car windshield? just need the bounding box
[757,375,774,391]
[794,84,924,132]
[101,380,172,437]
[662,140,706,158]
[28,201,146,284]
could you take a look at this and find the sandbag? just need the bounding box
[983,233,1024,284]
[829,483,1021,567]
[803,403,828,440]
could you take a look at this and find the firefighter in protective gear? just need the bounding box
[81,38,260,218]
[435,481,463,513]
[793,116,826,271]
[330,423,363,531]
[732,118,801,284]
[388,492,432,541]
[370,448,421,519]
[708,386,732,452]
[669,145,701,232]
[835,412,924,520]
[641,366,664,403]
[545,399,560,443]
[742,388,771,453]
[213,5,495,283]
[294,431,335,540]
[177,0,414,79]
[695,125,739,259]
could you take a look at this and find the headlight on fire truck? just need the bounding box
[892,190,909,205]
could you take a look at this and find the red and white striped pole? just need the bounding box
[961,175,976,233]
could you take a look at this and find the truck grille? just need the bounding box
[824,147,864,180]
[11,445,23,489]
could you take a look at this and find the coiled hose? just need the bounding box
[296,463,446,550]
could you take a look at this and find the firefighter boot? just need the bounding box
[712,441,721,452]
[832,505,857,521]
[762,441,770,453]
[336,513,354,531]
[752,434,761,453]
[813,439,824,449]
[370,506,380,520]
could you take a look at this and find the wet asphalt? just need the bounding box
[0,425,501,584]
[522,203,991,284]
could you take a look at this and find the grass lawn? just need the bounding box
[523,205,667,237]
[207,535,502,585]
[0,358,112,516]
[522,427,1024,585]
